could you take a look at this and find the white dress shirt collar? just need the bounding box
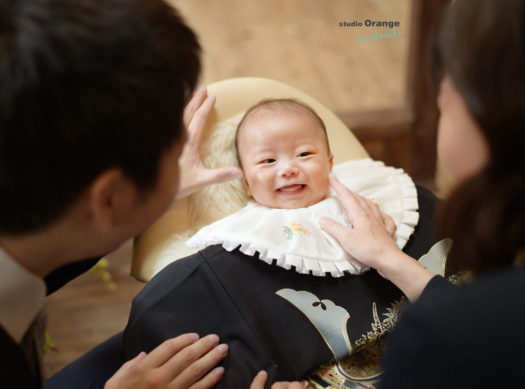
[0,245,46,342]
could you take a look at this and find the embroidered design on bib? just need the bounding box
[282,222,310,240]
[282,226,293,240]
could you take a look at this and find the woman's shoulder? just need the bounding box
[422,265,525,305]
[412,266,525,330]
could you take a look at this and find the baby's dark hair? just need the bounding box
[235,98,330,167]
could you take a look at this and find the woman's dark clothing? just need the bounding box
[380,266,525,388]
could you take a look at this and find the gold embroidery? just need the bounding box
[291,222,310,235]
[354,299,404,348]
[304,298,406,388]
[300,237,476,388]
[304,273,474,388]
[447,270,474,285]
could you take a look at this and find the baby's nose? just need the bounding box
[279,161,299,177]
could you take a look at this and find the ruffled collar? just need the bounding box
[187,159,419,277]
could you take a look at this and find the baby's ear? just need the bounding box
[328,154,334,171]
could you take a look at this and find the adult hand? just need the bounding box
[105,333,228,389]
[319,174,434,301]
[175,86,243,200]
[250,371,305,389]
[319,174,398,269]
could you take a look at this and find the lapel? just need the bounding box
[0,308,46,389]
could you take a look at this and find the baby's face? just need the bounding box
[237,112,333,209]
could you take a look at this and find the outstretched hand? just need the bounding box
[319,174,434,301]
[105,333,227,389]
[175,85,243,200]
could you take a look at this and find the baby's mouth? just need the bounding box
[277,184,305,193]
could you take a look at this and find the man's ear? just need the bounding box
[88,168,136,232]
[328,154,334,171]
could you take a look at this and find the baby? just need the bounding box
[124,98,431,388]
[235,98,333,210]
[187,98,377,277]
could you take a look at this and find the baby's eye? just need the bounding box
[298,151,313,158]
[258,158,276,164]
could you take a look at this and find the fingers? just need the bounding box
[106,351,146,385]
[122,351,146,370]
[165,335,222,378]
[250,371,306,389]
[382,212,397,237]
[271,381,306,388]
[170,336,228,388]
[186,93,216,147]
[186,367,224,389]
[183,85,208,128]
[200,167,243,186]
[250,371,268,389]
[356,194,397,236]
[330,174,392,232]
[106,334,227,389]
[362,197,383,222]
[143,333,200,369]
[319,216,352,245]
[328,174,364,222]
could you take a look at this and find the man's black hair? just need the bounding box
[0,0,201,234]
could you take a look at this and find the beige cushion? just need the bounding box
[131,77,369,281]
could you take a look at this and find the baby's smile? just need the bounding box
[276,184,306,194]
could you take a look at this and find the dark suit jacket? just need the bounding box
[0,326,41,389]
[124,187,439,388]
[0,308,47,389]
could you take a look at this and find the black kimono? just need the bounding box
[123,187,439,388]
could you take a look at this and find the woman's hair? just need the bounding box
[432,0,525,274]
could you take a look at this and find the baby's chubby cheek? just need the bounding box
[305,187,330,207]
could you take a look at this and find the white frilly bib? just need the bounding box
[186,159,419,277]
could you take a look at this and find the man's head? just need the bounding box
[235,99,333,209]
[0,0,200,236]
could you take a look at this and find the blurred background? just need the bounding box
[44,0,449,377]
